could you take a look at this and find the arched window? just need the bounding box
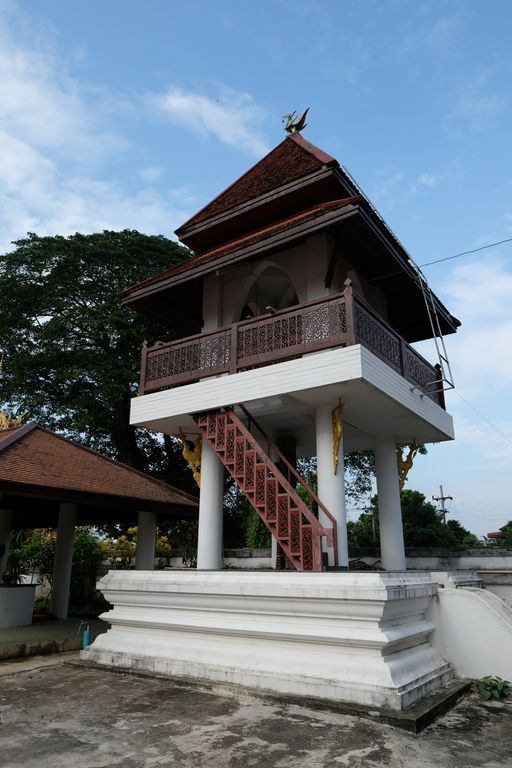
[237,264,298,322]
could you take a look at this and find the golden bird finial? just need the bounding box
[282,107,309,134]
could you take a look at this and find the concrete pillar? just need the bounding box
[197,438,224,570]
[374,435,406,571]
[315,404,349,568]
[50,502,77,619]
[135,511,157,570]
[0,508,13,581]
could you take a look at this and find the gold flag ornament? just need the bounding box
[331,399,344,475]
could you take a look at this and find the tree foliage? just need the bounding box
[348,489,480,552]
[0,230,195,486]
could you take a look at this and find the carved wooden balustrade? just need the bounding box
[139,283,445,408]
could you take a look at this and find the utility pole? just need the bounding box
[432,485,453,524]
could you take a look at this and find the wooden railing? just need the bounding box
[139,282,445,408]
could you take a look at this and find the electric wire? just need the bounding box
[360,236,512,287]
[452,389,512,447]
[420,237,512,267]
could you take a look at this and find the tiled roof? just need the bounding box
[177,134,337,232]
[0,426,18,442]
[120,197,361,299]
[0,424,197,509]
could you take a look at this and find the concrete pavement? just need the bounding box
[0,656,511,767]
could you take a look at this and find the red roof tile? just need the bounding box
[0,425,197,509]
[177,134,337,232]
[120,197,361,299]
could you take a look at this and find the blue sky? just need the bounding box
[1,0,511,536]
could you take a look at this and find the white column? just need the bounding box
[0,508,13,581]
[135,511,157,570]
[374,435,406,571]
[50,502,77,619]
[197,438,224,570]
[315,405,349,568]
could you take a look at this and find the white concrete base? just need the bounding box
[83,571,453,710]
[0,585,36,628]
[431,570,484,590]
[428,587,512,681]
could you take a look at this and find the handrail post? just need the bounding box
[343,279,356,345]
[230,323,238,374]
[400,339,408,379]
[139,340,148,396]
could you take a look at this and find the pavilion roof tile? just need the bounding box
[0,424,197,509]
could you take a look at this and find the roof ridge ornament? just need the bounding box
[282,107,309,134]
[0,410,24,431]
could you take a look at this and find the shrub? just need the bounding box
[473,676,510,701]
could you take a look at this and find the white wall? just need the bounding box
[428,588,512,681]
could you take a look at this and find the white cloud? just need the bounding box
[371,170,403,206]
[0,4,165,248]
[372,169,441,209]
[447,412,512,468]
[0,4,268,249]
[432,257,512,399]
[444,71,506,134]
[406,172,439,198]
[137,166,165,183]
[148,86,269,157]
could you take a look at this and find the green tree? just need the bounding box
[445,519,481,548]
[0,230,194,485]
[347,510,379,551]
[348,489,479,553]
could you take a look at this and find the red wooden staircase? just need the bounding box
[194,407,338,572]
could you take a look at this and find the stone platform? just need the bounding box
[83,570,454,710]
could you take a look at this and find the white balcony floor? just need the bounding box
[130,344,454,453]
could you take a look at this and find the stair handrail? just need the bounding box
[236,403,339,566]
[223,409,333,554]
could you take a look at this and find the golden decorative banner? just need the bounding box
[331,399,344,475]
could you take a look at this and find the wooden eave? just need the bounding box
[122,202,361,306]
[176,166,339,251]
[0,480,198,520]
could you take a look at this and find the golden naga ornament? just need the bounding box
[396,443,419,490]
[331,399,344,475]
[174,429,202,488]
[0,410,24,431]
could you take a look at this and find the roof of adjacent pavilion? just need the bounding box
[0,423,198,528]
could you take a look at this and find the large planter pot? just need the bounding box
[0,584,36,628]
